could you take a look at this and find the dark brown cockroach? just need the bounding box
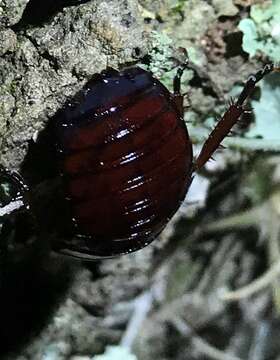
[0,63,278,259]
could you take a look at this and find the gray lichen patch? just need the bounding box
[26,1,148,76]
[0,36,77,168]
[0,0,149,169]
[0,0,29,28]
[174,1,216,44]
[212,0,238,17]
[0,28,17,55]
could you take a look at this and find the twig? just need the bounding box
[120,291,153,349]
[192,334,243,360]
[248,320,270,360]
[171,316,243,360]
[201,206,262,234]
[220,259,280,301]
[266,202,280,312]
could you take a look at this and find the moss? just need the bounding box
[169,0,188,15]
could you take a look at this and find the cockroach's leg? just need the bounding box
[194,64,278,171]
[172,54,190,116]
[0,167,29,217]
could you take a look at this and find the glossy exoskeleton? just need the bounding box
[0,63,278,259]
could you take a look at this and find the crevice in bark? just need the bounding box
[12,0,92,30]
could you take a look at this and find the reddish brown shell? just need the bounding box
[53,67,193,258]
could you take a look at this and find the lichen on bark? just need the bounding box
[0,0,149,169]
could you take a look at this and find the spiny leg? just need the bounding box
[194,64,279,171]
[173,63,188,96]
[172,49,190,116]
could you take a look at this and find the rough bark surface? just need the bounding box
[0,0,149,169]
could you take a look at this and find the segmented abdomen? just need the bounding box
[54,67,193,257]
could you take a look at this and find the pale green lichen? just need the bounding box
[141,31,197,93]
[247,73,280,140]
[238,0,280,61]
[143,31,174,77]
